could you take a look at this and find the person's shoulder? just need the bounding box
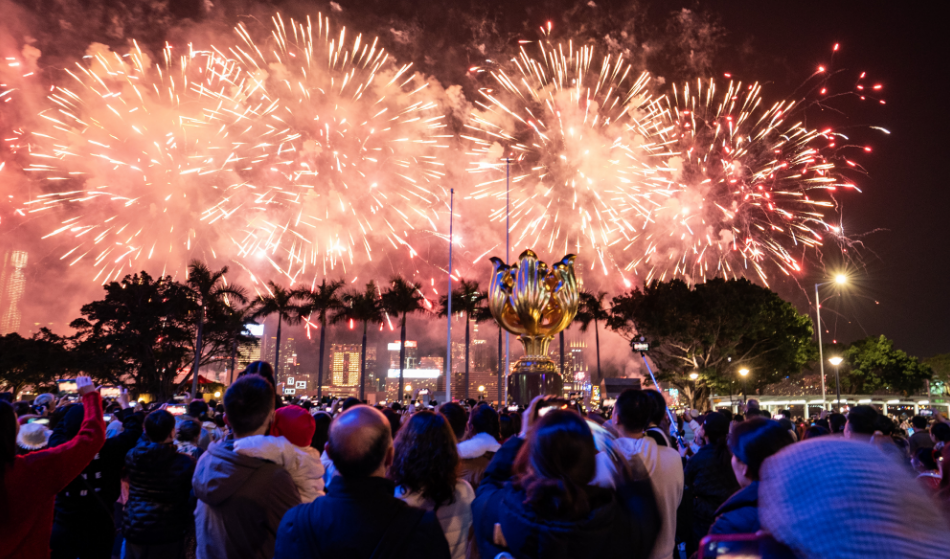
[456,479,476,502]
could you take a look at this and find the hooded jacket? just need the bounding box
[683,442,740,541]
[123,440,196,544]
[233,434,325,503]
[458,432,501,490]
[592,436,684,559]
[192,438,300,559]
[708,481,760,535]
[473,436,660,559]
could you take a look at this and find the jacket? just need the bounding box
[458,432,500,490]
[592,436,684,559]
[274,476,451,559]
[123,440,196,544]
[233,434,325,503]
[708,481,760,535]
[683,443,739,537]
[0,392,105,559]
[396,480,475,559]
[193,438,301,559]
[48,404,144,532]
[473,436,660,559]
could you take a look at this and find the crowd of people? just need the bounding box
[2,361,949,559]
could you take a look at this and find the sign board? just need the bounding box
[287,377,295,385]
[283,388,296,395]
[295,381,307,389]
[387,341,418,351]
[632,342,649,352]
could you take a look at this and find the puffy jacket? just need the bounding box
[458,432,500,490]
[708,481,760,535]
[473,436,660,559]
[396,480,474,559]
[683,443,739,541]
[123,440,196,544]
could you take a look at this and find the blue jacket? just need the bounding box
[472,436,660,559]
[709,481,760,535]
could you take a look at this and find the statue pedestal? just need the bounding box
[507,357,563,404]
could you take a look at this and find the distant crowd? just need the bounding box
[2,361,949,559]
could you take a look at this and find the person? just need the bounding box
[238,361,283,409]
[683,412,739,552]
[936,444,950,517]
[844,405,878,441]
[802,425,830,440]
[472,401,659,559]
[909,415,934,455]
[193,375,300,559]
[175,419,204,460]
[828,412,846,435]
[643,389,673,448]
[183,400,223,450]
[0,377,105,559]
[390,410,474,559]
[439,402,468,442]
[931,421,950,451]
[122,409,196,559]
[759,437,945,558]
[458,404,501,489]
[591,389,683,559]
[48,387,144,559]
[709,419,794,535]
[311,410,331,454]
[911,447,941,492]
[274,406,451,559]
[233,404,325,503]
[16,421,50,454]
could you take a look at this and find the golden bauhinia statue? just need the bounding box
[488,249,579,404]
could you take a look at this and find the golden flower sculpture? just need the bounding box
[489,249,579,402]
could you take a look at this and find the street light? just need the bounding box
[815,274,847,410]
[689,372,699,380]
[477,385,486,400]
[738,368,750,401]
[828,356,844,410]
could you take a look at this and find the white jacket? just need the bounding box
[457,432,501,459]
[233,435,326,503]
[592,435,684,559]
[396,480,475,559]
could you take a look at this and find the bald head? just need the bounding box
[326,405,393,479]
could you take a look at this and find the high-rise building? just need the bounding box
[0,250,27,335]
[330,344,362,386]
[263,335,296,382]
[236,323,264,372]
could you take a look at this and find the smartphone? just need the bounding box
[166,404,188,416]
[507,405,519,412]
[27,418,50,425]
[103,414,113,423]
[699,533,796,559]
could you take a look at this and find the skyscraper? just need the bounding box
[263,335,296,382]
[330,344,362,386]
[0,250,27,335]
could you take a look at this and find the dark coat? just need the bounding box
[123,440,196,544]
[683,443,740,542]
[472,436,660,559]
[274,476,451,559]
[709,481,760,535]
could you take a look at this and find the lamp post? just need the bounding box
[828,356,844,410]
[815,274,847,410]
[477,385,486,401]
[739,368,750,402]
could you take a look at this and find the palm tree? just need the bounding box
[438,279,487,400]
[576,290,610,384]
[336,281,385,401]
[186,260,247,398]
[252,281,303,387]
[296,279,345,400]
[382,276,426,402]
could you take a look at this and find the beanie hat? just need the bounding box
[271,405,315,448]
[17,422,50,450]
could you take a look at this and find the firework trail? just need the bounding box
[14,13,447,285]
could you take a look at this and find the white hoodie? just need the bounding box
[591,435,684,559]
[233,435,326,503]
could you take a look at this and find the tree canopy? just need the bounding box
[840,335,932,395]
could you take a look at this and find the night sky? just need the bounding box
[1,0,947,359]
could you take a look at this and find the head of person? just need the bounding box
[177,419,202,444]
[1,400,18,477]
[931,422,950,444]
[912,447,938,473]
[611,389,654,435]
[311,411,332,454]
[271,405,316,448]
[326,405,393,479]
[703,411,731,445]
[845,405,878,440]
[239,361,277,388]
[438,402,467,441]
[389,410,459,507]
[829,413,846,433]
[803,425,830,441]
[468,403,500,440]
[874,414,895,437]
[719,408,734,423]
[911,415,929,431]
[145,409,176,443]
[381,408,402,439]
[224,375,275,438]
[499,413,516,441]
[516,409,597,519]
[728,418,795,488]
[939,444,950,492]
[644,389,668,427]
[341,397,362,411]
[187,399,209,419]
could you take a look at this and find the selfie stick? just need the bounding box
[638,351,688,449]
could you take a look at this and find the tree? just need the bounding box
[185,260,247,397]
[336,281,386,401]
[382,276,427,402]
[438,279,487,400]
[70,272,195,400]
[252,281,303,386]
[840,335,932,395]
[925,353,950,395]
[0,331,70,399]
[609,277,816,410]
[297,279,345,400]
[575,290,610,384]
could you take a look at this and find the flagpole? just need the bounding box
[446,188,454,404]
[503,157,510,405]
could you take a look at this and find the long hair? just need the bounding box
[704,411,735,476]
[515,410,597,519]
[727,418,794,480]
[389,411,460,508]
[1,401,17,478]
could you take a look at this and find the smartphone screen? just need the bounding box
[699,533,795,559]
[103,414,113,423]
[28,418,50,425]
[167,404,187,416]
